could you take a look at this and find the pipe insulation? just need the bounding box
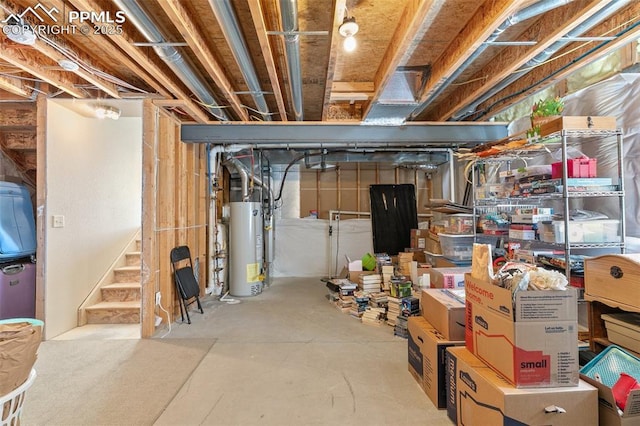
[208,0,273,121]
[114,0,229,120]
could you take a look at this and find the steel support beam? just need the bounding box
[181,122,508,147]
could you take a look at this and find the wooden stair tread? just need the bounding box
[86,301,140,310]
[114,265,141,272]
[102,283,141,290]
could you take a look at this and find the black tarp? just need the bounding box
[369,184,418,255]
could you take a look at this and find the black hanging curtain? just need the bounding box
[369,184,418,255]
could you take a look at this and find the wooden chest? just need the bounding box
[584,253,640,311]
[538,115,617,136]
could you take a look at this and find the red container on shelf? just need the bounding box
[551,158,597,179]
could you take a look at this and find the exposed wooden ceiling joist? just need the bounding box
[247,0,288,121]
[0,74,32,98]
[362,0,435,118]
[0,46,86,98]
[158,0,249,121]
[321,0,346,120]
[416,0,528,112]
[473,2,640,119]
[67,0,214,121]
[31,40,120,98]
[430,0,616,121]
[153,99,209,124]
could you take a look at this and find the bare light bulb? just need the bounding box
[343,35,356,52]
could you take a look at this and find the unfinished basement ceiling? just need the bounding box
[2,0,638,174]
[0,0,638,126]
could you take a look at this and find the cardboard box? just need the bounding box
[429,267,469,289]
[466,301,579,388]
[426,231,442,255]
[411,229,428,249]
[348,270,375,283]
[446,346,598,426]
[464,273,577,322]
[580,374,640,426]
[464,274,579,388]
[408,317,464,409]
[584,254,640,312]
[421,289,466,341]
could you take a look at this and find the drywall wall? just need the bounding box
[45,100,142,338]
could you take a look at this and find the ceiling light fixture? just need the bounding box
[58,59,79,72]
[338,16,358,53]
[4,18,36,46]
[95,105,121,120]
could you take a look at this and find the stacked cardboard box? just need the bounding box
[405,288,467,409]
[397,252,414,276]
[421,289,466,341]
[445,346,598,425]
[408,316,464,409]
[464,273,579,388]
[428,267,469,289]
[410,229,428,250]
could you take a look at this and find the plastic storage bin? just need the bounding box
[580,345,640,388]
[444,214,475,234]
[437,233,474,261]
[0,368,36,426]
[539,220,620,243]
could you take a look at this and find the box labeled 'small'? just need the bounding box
[445,346,598,426]
[464,274,579,388]
[421,289,466,341]
[407,317,463,409]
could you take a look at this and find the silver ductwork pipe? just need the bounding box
[411,0,572,120]
[279,0,304,121]
[208,0,272,121]
[453,0,630,120]
[223,154,274,202]
[114,0,229,121]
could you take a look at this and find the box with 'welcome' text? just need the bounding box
[464,274,579,388]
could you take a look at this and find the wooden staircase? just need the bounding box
[78,235,142,325]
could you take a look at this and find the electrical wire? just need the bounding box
[468,17,640,121]
[334,214,340,277]
[157,298,172,338]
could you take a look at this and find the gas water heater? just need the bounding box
[228,201,263,296]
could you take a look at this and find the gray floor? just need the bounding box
[22,277,451,425]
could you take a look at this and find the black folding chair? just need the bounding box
[170,246,204,324]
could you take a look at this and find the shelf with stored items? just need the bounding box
[468,116,625,281]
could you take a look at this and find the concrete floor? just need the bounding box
[24,277,451,425]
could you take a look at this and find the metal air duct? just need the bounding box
[208,0,272,121]
[453,0,630,120]
[114,0,229,120]
[279,0,304,121]
[409,0,572,120]
[223,154,273,202]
